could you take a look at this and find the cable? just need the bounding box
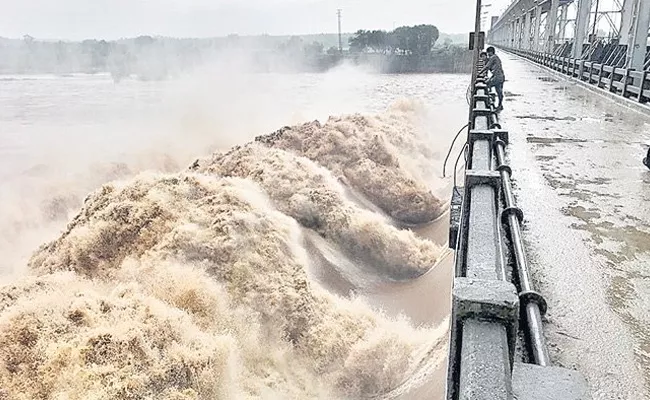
[453,142,468,197]
[442,123,470,178]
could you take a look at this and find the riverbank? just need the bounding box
[0,35,471,77]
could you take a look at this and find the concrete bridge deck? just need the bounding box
[499,51,650,399]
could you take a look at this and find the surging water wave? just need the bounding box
[191,144,443,280]
[0,99,450,399]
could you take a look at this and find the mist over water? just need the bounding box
[0,58,469,398]
[0,63,468,275]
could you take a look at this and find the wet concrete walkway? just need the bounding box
[499,52,650,400]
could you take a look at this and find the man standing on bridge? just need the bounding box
[479,46,505,112]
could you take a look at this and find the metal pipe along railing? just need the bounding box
[494,140,550,366]
[446,40,591,399]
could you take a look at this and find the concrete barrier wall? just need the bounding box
[445,59,591,400]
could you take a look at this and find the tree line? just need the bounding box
[0,26,469,76]
[0,34,342,76]
[348,25,440,56]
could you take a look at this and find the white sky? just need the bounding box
[0,0,511,40]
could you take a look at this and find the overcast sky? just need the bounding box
[0,0,510,40]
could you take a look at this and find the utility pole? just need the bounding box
[469,0,482,128]
[337,9,343,54]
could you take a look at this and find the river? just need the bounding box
[0,66,470,399]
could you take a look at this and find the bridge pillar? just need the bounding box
[533,5,542,50]
[558,4,568,42]
[515,17,521,49]
[624,0,650,70]
[619,0,635,45]
[573,0,592,59]
[520,14,526,49]
[524,9,532,49]
[546,0,560,53]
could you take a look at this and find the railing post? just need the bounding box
[500,24,650,113]
[623,69,632,98]
[578,61,585,81]
[597,64,605,88]
[638,71,647,103]
[609,68,617,93]
[571,58,578,78]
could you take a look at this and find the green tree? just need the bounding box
[412,24,439,55]
[389,27,408,54]
[349,29,391,53]
[390,25,439,55]
[367,30,389,53]
[349,30,369,53]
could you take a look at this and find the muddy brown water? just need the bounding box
[0,71,467,398]
[306,190,454,399]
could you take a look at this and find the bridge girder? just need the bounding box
[489,0,646,65]
[489,0,569,50]
[572,0,592,58]
[623,0,650,69]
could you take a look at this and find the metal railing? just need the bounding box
[445,57,591,400]
[503,47,650,106]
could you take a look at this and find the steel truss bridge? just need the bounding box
[444,1,650,399]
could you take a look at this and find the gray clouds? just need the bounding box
[0,0,481,40]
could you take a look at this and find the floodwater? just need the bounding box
[0,67,470,398]
[0,69,469,273]
[500,53,650,399]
